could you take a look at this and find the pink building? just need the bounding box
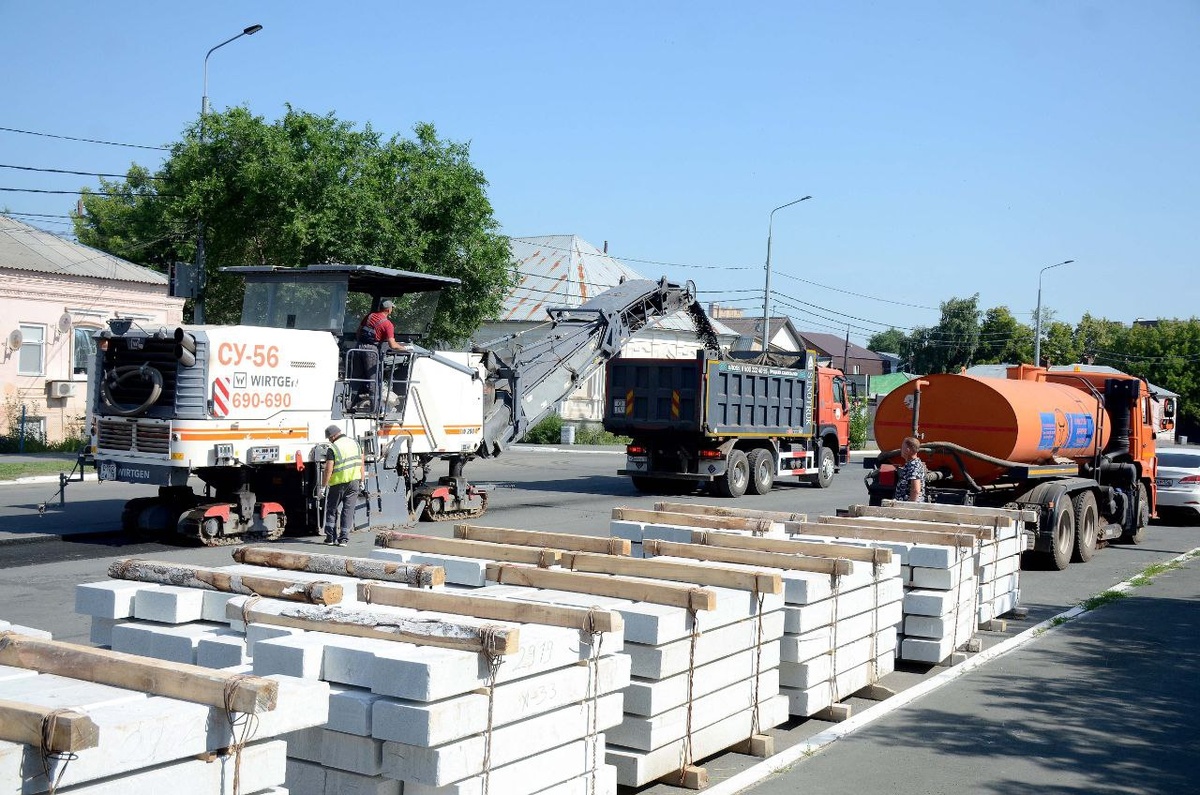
[0,215,184,443]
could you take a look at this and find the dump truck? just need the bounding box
[85,264,719,544]
[864,364,1157,569]
[603,351,852,497]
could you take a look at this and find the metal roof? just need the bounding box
[222,263,460,295]
[0,214,168,285]
[503,235,643,320]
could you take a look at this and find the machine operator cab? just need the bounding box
[223,263,461,416]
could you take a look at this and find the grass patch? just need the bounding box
[1049,615,1070,627]
[1080,590,1128,612]
[0,461,81,481]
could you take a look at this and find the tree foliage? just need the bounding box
[74,106,513,343]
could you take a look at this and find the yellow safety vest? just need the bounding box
[328,435,363,486]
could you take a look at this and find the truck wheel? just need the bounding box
[805,447,835,489]
[1118,482,1149,544]
[1045,498,1076,571]
[714,450,749,498]
[1071,491,1099,563]
[630,476,660,494]
[747,449,774,495]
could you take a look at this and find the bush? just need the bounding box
[520,415,629,446]
[520,414,564,444]
[849,399,870,450]
[0,434,88,454]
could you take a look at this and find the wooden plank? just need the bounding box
[560,551,782,595]
[374,532,561,567]
[485,564,717,611]
[660,765,709,790]
[229,600,519,656]
[791,520,977,547]
[454,524,631,556]
[0,699,99,752]
[108,559,343,605]
[642,539,852,576]
[612,507,773,534]
[850,504,1011,530]
[356,581,623,633]
[0,632,277,713]
[232,546,443,587]
[881,499,1038,523]
[821,514,994,541]
[690,529,892,565]
[654,501,807,524]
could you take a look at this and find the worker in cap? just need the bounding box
[358,299,406,352]
[351,298,410,411]
[321,425,363,545]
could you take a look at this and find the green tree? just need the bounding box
[975,306,1033,364]
[1040,321,1079,366]
[74,106,513,343]
[912,294,981,373]
[866,328,908,355]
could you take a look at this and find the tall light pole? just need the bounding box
[1033,258,1074,366]
[761,195,812,352]
[195,24,262,325]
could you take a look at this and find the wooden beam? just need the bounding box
[357,582,623,633]
[612,507,773,534]
[0,632,277,713]
[643,539,852,576]
[455,524,631,556]
[375,532,560,567]
[654,501,807,524]
[232,547,443,587]
[560,551,782,595]
[108,559,342,604]
[790,520,977,547]
[485,564,717,612]
[881,499,1038,523]
[228,600,518,656]
[689,530,892,565]
[820,514,994,541]
[850,504,1010,530]
[0,699,99,752]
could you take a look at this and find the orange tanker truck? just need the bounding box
[864,364,1157,570]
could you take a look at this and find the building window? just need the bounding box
[17,324,45,376]
[73,327,99,376]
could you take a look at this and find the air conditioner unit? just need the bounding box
[48,381,78,398]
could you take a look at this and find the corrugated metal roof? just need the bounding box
[503,235,643,320]
[0,214,168,285]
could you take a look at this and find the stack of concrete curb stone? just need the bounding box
[0,618,324,795]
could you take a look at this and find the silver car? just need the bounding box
[1155,447,1200,518]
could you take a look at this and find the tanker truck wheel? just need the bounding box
[1117,482,1149,544]
[1071,491,1099,563]
[1046,499,1076,571]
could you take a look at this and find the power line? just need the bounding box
[0,163,166,180]
[0,186,178,198]
[774,271,940,311]
[0,125,168,151]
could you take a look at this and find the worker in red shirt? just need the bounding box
[353,300,409,410]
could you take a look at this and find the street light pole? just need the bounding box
[1033,259,1074,366]
[762,195,812,352]
[195,24,262,325]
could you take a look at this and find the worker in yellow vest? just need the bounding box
[321,424,363,546]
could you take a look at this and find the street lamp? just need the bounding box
[761,195,812,352]
[1033,259,1074,366]
[195,23,262,325]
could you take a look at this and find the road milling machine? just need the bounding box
[87,264,719,545]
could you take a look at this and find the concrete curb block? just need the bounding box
[0,473,98,487]
[705,545,1200,795]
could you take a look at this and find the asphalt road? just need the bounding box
[1,446,1197,794]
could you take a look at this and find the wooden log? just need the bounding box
[820,514,994,541]
[485,564,717,612]
[108,559,342,605]
[0,699,99,752]
[642,539,852,576]
[228,600,519,656]
[375,531,560,567]
[0,632,277,713]
[654,501,807,524]
[356,581,623,633]
[850,504,1012,531]
[612,506,773,534]
[881,499,1038,523]
[689,529,892,564]
[455,524,631,556]
[560,551,782,594]
[232,546,443,587]
[794,520,977,547]
[661,765,709,790]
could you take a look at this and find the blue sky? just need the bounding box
[2,2,1197,344]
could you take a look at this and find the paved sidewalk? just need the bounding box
[737,551,1200,795]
